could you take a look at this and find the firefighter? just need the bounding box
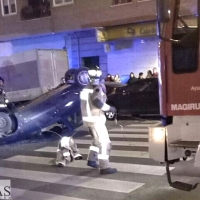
[0,77,8,104]
[56,136,83,167]
[80,66,117,175]
[58,77,66,87]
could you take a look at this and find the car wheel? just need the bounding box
[65,68,77,83]
[105,107,116,121]
[74,67,89,87]
[0,112,13,137]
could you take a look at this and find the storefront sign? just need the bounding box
[96,22,157,42]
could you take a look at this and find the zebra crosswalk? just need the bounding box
[12,188,88,200]
[5,155,169,175]
[0,120,180,200]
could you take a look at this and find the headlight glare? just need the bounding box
[152,128,165,142]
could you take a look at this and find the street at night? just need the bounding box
[0,117,199,200]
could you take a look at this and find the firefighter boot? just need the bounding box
[100,168,118,175]
[87,160,99,168]
[87,149,99,168]
[74,153,83,160]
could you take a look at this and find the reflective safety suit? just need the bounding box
[80,83,114,170]
[56,136,82,167]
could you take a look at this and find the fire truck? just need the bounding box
[149,0,200,191]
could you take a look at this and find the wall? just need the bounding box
[1,30,159,80]
[107,36,159,78]
[0,0,157,41]
[70,30,108,77]
[11,34,67,54]
[0,42,12,56]
[4,30,108,75]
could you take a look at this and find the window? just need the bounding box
[172,40,198,74]
[53,0,74,7]
[111,0,132,6]
[171,0,198,74]
[82,56,99,69]
[1,0,17,16]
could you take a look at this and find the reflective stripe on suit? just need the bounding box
[80,83,112,170]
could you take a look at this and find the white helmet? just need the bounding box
[88,66,102,85]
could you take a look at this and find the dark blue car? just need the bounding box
[105,78,160,120]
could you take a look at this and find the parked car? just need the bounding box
[105,78,160,120]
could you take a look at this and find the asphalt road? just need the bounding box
[0,117,200,200]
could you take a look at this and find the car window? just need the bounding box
[126,79,158,92]
[125,81,147,92]
[149,79,158,92]
[116,86,126,93]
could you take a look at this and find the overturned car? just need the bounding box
[0,67,89,145]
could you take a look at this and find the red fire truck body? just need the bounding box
[149,0,200,191]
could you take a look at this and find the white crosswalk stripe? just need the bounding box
[36,146,150,158]
[85,133,148,138]
[0,167,144,193]
[5,155,173,175]
[12,188,87,200]
[108,128,148,132]
[74,139,149,147]
[126,121,161,127]
[1,121,178,199]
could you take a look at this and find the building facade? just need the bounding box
[0,0,189,79]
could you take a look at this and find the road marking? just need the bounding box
[108,128,148,133]
[36,146,149,158]
[12,188,87,200]
[74,139,149,147]
[85,134,148,138]
[0,167,144,193]
[126,122,161,127]
[5,155,173,175]
[36,147,194,161]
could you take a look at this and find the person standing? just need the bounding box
[114,74,121,83]
[127,72,137,85]
[80,66,117,175]
[152,67,158,78]
[0,77,8,104]
[105,74,111,82]
[57,77,66,88]
[138,72,144,79]
[146,70,153,78]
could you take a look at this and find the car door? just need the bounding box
[128,80,148,114]
[144,79,159,114]
[128,78,159,115]
[115,86,131,114]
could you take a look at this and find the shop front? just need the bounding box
[96,22,159,82]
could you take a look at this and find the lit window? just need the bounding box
[53,0,74,7]
[111,0,132,6]
[1,0,17,16]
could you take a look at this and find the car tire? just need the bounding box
[74,67,89,87]
[105,106,117,121]
[0,111,12,136]
[65,68,77,83]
